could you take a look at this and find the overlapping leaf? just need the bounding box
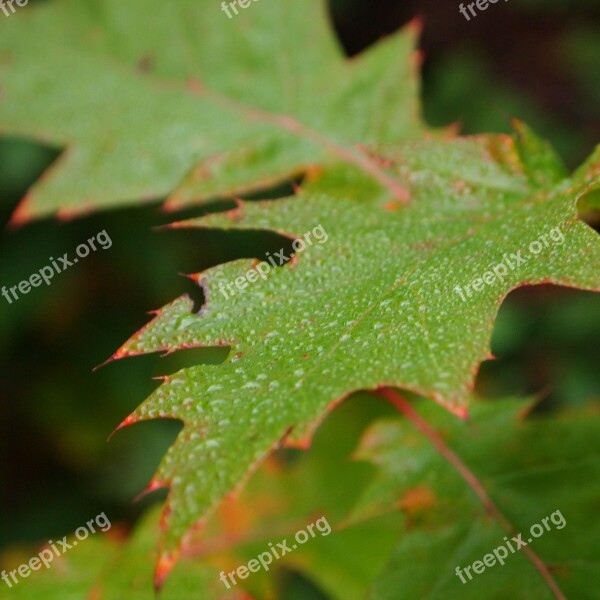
[0,0,422,222]
[108,126,600,581]
[351,399,600,600]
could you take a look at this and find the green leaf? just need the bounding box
[108,129,600,581]
[184,395,402,600]
[351,398,600,600]
[0,0,422,222]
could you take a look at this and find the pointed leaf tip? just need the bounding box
[7,195,34,229]
[153,550,179,592]
[108,414,139,441]
[448,404,470,421]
